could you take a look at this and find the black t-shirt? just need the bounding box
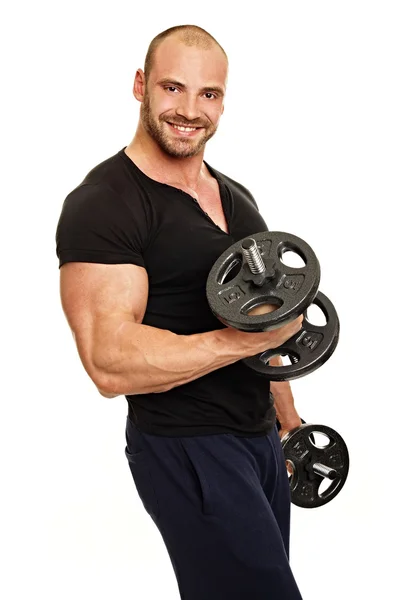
[56,147,275,437]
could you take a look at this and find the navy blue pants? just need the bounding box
[125,416,303,599]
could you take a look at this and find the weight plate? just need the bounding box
[206,231,320,332]
[242,291,339,380]
[281,423,349,508]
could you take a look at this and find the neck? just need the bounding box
[125,123,208,189]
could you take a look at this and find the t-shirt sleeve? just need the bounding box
[55,184,150,269]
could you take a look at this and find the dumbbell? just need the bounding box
[276,418,350,508]
[206,231,339,380]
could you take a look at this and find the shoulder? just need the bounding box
[204,161,259,210]
[68,147,149,200]
[59,184,125,227]
[62,147,152,218]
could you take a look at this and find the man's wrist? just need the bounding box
[271,383,300,428]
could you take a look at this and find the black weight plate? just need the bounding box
[242,291,339,381]
[281,423,349,508]
[206,231,320,332]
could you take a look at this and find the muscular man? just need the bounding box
[56,24,304,600]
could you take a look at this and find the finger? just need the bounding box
[247,303,278,316]
[286,460,294,476]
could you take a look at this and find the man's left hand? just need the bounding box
[277,416,303,476]
[277,416,303,441]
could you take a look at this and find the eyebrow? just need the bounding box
[157,78,225,96]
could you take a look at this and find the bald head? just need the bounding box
[144,25,228,82]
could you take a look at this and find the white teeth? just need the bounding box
[171,124,197,132]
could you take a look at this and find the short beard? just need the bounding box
[141,91,217,158]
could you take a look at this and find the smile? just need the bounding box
[167,122,202,136]
[171,124,197,131]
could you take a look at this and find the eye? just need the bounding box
[204,92,217,99]
[165,86,179,93]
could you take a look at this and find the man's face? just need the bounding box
[140,38,227,158]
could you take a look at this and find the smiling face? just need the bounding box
[138,36,228,158]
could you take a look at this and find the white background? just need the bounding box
[2,1,399,599]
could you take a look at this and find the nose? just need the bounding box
[175,93,202,123]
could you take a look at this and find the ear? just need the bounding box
[133,68,146,102]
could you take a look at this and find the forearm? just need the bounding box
[269,356,300,427]
[95,320,247,396]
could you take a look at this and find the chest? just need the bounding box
[140,179,268,304]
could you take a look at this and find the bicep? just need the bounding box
[59,262,149,386]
